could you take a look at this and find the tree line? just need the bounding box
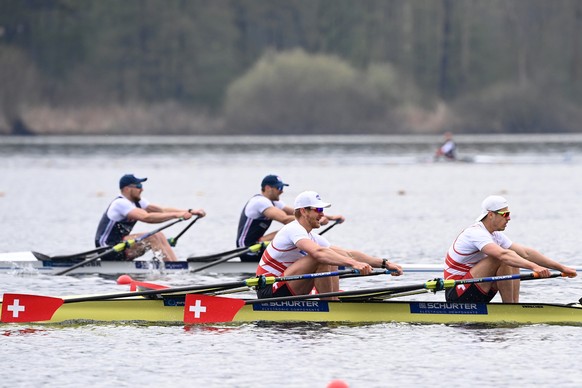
[1,0,581,135]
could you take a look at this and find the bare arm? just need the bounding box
[263,206,295,224]
[257,206,295,242]
[481,242,577,278]
[127,207,191,223]
[295,239,372,274]
[481,243,545,272]
[145,204,206,217]
[330,246,403,275]
[509,243,577,277]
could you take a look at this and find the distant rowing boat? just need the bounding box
[1,293,581,326]
[0,251,444,275]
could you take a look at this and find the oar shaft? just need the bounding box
[54,218,184,276]
[65,282,246,303]
[168,216,200,246]
[255,269,358,287]
[65,269,357,303]
[189,242,268,273]
[187,246,250,262]
[318,220,341,236]
[245,282,426,304]
[246,272,565,304]
[445,272,563,289]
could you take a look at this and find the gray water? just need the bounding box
[1,134,582,387]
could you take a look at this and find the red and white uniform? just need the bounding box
[256,220,331,277]
[444,222,512,279]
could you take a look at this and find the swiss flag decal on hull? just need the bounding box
[183,294,245,324]
[1,294,64,323]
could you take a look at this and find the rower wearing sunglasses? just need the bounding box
[236,174,345,262]
[444,195,576,303]
[256,191,403,299]
[95,173,206,262]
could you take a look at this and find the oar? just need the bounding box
[181,272,568,323]
[246,272,567,303]
[54,218,185,276]
[318,219,342,236]
[189,220,342,273]
[187,246,253,262]
[0,269,360,323]
[189,241,268,274]
[46,246,112,261]
[167,215,200,247]
[185,272,566,323]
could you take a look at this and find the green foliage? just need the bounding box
[451,83,582,133]
[1,0,582,134]
[225,49,415,134]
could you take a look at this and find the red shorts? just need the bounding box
[445,273,497,303]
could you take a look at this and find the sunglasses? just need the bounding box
[309,207,324,213]
[493,210,510,218]
[129,183,143,189]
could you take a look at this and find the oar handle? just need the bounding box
[168,215,200,247]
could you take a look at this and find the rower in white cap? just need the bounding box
[443,195,576,303]
[255,190,403,299]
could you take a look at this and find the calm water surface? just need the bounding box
[1,135,582,387]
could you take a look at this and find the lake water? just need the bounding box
[1,134,582,387]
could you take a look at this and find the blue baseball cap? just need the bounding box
[119,174,148,189]
[261,175,289,190]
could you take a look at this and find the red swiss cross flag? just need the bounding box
[183,294,245,324]
[1,294,64,323]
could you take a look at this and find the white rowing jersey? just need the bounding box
[95,196,150,247]
[256,220,330,277]
[236,194,286,248]
[444,221,512,279]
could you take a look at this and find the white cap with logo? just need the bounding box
[294,191,332,210]
[476,195,509,222]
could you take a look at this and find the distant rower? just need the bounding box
[435,131,457,160]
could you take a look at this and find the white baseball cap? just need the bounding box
[476,195,509,222]
[294,191,331,210]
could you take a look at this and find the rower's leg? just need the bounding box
[146,232,178,262]
[496,264,520,303]
[314,265,339,297]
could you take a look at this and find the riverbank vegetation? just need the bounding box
[1,0,581,135]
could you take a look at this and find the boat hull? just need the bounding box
[0,253,443,275]
[3,296,581,325]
